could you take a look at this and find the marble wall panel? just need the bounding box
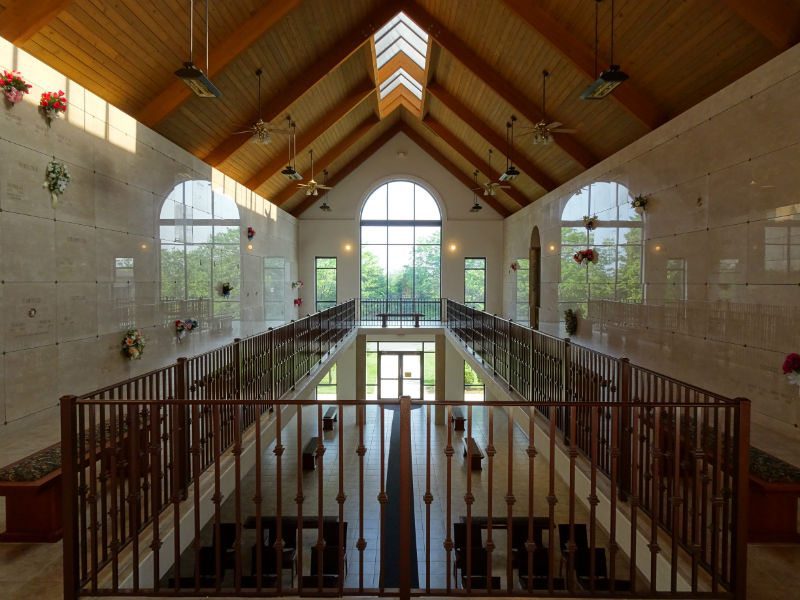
[0,212,55,282]
[1,283,57,351]
[3,345,59,421]
[57,282,98,342]
[56,220,96,282]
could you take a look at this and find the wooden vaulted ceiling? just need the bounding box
[2,0,799,216]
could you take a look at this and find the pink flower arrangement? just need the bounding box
[1,69,32,104]
[573,248,599,265]
[510,261,519,272]
[293,298,303,307]
[783,353,800,387]
[40,90,67,124]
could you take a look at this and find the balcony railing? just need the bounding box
[358,298,442,326]
[59,298,749,599]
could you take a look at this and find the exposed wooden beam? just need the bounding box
[427,81,557,192]
[292,123,405,216]
[723,0,800,50]
[380,85,421,117]
[0,0,73,45]
[269,115,380,206]
[202,0,403,165]
[137,0,302,127]
[501,0,666,130]
[244,79,375,190]
[403,2,598,170]
[422,115,533,209]
[398,121,511,217]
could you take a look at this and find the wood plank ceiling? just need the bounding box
[3,0,799,216]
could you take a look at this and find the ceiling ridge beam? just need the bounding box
[427,81,557,192]
[202,0,404,166]
[723,0,800,50]
[244,78,375,190]
[0,0,73,45]
[403,1,598,170]
[422,115,533,209]
[270,115,380,206]
[397,120,510,217]
[292,122,406,216]
[501,0,667,130]
[137,0,302,127]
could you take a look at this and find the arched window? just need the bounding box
[360,180,441,301]
[559,181,642,313]
[159,180,241,321]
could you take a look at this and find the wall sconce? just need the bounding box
[654,244,662,252]
[140,243,148,250]
[449,243,457,252]
[247,243,254,251]
[548,243,557,253]
[344,243,352,252]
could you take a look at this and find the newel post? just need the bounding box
[175,357,190,497]
[733,397,751,600]
[61,394,79,600]
[617,357,632,500]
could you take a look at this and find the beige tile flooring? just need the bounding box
[0,405,799,599]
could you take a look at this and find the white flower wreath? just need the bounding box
[43,160,71,208]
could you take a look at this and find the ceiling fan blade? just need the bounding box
[546,121,563,130]
[233,130,254,135]
[551,128,578,134]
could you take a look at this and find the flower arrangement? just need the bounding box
[39,90,67,125]
[43,160,71,208]
[510,261,520,272]
[632,195,648,214]
[583,214,598,231]
[247,226,255,240]
[122,329,145,360]
[783,353,800,387]
[291,280,304,289]
[175,318,198,335]
[573,248,598,265]
[220,282,234,298]
[293,297,303,307]
[1,69,32,105]
[564,308,579,336]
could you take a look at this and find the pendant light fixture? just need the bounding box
[175,0,222,98]
[319,170,332,212]
[499,116,520,181]
[281,119,303,180]
[580,0,628,100]
[470,170,483,213]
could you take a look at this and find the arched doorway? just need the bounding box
[530,226,542,329]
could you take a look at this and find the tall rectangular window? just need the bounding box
[464,361,484,402]
[464,257,486,311]
[515,258,530,324]
[315,257,337,312]
[316,364,337,401]
[665,259,687,302]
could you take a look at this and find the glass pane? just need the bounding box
[414,226,440,244]
[366,384,378,400]
[186,245,211,299]
[213,192,239,219]
[192,225,213,243]
[316,266,336,303]
[381,354,399,378]
[414,186,440,220]
[415,267,439,300]
[589,181,616,215]
[361,246,387,299]
[388,181,415,220]
[213,300,240,319]
[362,225,387,244]
[591,227,617,246]
[366,352,378,385]
[380,379,399,398]
[316,257,336,269]
[380,341,424,352]
[588,246,617,284]
[402,355,421,379]
[423,385,435,401]
[402,379,421,399]
[160,244,185,299]
[465,258,485,269]
[388,244,413,298]
[362,186,387,220]
[562,192,588,221]
[213,245,240,298]
[423,352,435,385]
[388,225,414,244]
[214,224,240,242]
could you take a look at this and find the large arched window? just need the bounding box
[559,181,642,313]
[159,180,241,321]
[360,180,441,300]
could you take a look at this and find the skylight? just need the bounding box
[373,12,430,113]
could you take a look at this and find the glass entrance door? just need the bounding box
[379,352,423,400]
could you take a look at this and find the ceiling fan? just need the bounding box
[472,150,509,196]
[233,69,292,145]
[469,170,483,213]
[298,150,332,196]
[518,71,577,145]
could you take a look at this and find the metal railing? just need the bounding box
[358,298,442,326]
[445,299,749,598]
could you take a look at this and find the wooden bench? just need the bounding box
[451,407,465,432]
[302,437,321,470]
[322,407,338,432]
[376,312,423,328]
[463,437,484,471]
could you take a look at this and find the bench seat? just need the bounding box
[322,407,338,431]
[302,437,321,470]
[462,437,484,471]
[376,312,423,328]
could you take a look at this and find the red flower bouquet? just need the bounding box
[1,69,32,104]
[783,353,800,387]
[40,90,67,125]
[247,226,255,240]
[573,248,599,265]
[293,297,303,307]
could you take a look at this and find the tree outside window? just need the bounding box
[515,258,530,324]
[315,257,337,312]
[465,257,486,311]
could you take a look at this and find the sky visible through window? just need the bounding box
[374,13,429,101]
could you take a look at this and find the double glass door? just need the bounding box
[378,352,422,400]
